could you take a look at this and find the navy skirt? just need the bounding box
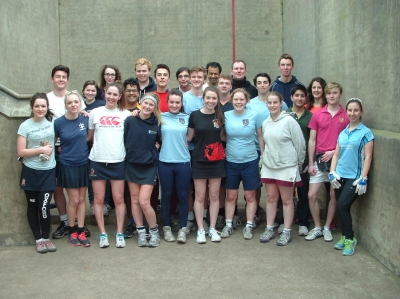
[89,161,125,180]
[20,165,56,191]
[57,162,89,188]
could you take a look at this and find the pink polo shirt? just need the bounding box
[308,105,349,152]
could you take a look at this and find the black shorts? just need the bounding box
[20,165,56,191]
[57,162,89,188]
[89,161,125,181]
[125,162,158,186]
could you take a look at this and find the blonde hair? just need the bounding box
[134,58,152,71]
[141,92,163,126]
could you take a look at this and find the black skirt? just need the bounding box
[191,160,226,179]
[125,162,158,186]
[57,163,89,188]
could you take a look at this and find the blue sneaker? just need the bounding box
[342,238,357,256]
[334,236,346,250]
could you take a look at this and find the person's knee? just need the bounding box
[94,197,104,205]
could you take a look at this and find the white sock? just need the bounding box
[188,211,195,221]
[226,219,233,227]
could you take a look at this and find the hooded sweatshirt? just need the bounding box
[137,77,157,100]
[269,75,304,108]
[231,77,258,99]
[124,113,161,166]
[261,111,305,169]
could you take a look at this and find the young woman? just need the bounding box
[259,91,306,246]
[124,93,162,247]
[54,91,90,247]
[98,65,122,101]
[17,93,57,253]
[329,98,374,256]
[187,86,226,244]
[158,89,191,244]
[87,82,131,248]
[307,77,327,113]
[220,89,264,240]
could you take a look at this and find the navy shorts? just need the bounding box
[224,158,260,191]
[89,161,125,180]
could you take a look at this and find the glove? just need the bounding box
[329,171,341,189]
[353,176,368,195]
[39,154,50,161]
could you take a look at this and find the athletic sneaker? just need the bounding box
[330,218,339,231]
[208,228,221,242]
[260,228,275,243]
[342,238,357,256]
[163,226,176,242]
[196,229,207,244]
[148,230,160,247]
[298,226,309,236]
[277,224,284,234]
[252,215,260,229]
[68,231,81,246]
[43,239,57,252]
[233,215,241,229]
[103,204,111,216]
[323,228,333,242]
[83,225,91,237]
[305,228,323,241]
[184,220,197,234]
[36,240,48,254]
[115,232,126,248]
[277,231,291,246]
[90,203,94,216]
[203,219,209,234]
[137,231,149,247]
[171,218,180,232]
[123,223,137,238]
[177,229,186,244]
[221,225,233,238]
[216,215,225,230]
[52,222,68,239]
[334,236,346,250]
[99,233,109,248]
[243,226,253,240]
[78,231,91,247]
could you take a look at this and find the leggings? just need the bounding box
[334,178,359,239]
[24,190,53,240]
[297,172,310,227]
[158,161,191,228]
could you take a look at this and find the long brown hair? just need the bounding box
[30,93,54,121]
[99,65,122,90]
[203,86,224,125]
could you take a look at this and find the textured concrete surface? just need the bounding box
[1,221,400,299]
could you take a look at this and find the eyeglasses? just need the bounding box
[346,98,362,105]
[105,73,116,77]
[126,89,139,93]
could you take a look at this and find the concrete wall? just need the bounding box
[283,0,400,275]
[58,0,283,91]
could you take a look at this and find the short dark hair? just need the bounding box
[123,77,140,90]
[291,85,307,96]
[176,67,190,79]
[154,64,170,77]
[82,80,99,94]
[51,65,70,78]
[253,72,271,85]
[206,62,222,74]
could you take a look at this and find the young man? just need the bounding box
[134,58,156,99]
[154,64,171,112]
[269,53,304,108]
[175,67,191,92]
[183,65,206,114]
[306,82,349,242]
[47,65,87,239]
[203,62,222,90]
[217,73,234,112]
[122,78,141,112]
[230,60,258,99]
[286,85,313,236]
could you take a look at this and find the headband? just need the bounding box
[346,98,362,105]
[141,95,158,107]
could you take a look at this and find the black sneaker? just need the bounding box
[52,222,69,239]
[123,223,137,238]
[67,232,81,246]
[83,225,91,237]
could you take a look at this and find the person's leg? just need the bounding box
[193,179,207,229]
[175,163,191,228]
[128,182,143,226]
[225,189,238,220]
[208,178,221,228]
[325,185,337,228]
[150,178,159,212]
[76,187,87,228]
[24,190,42,240]
[297,172,310,227]
[138,185,157,228]
[278,185,295,230]
[265,184,279,226]
[92,180,106,233]
[124,181,133,220]
[110,180,125,233]
[158,161,174,226]
[37,191,53,240]
[54,186,67,217]
[244,190,257,223]
[336,179,359,239]
[308,182,323,227]
[66,188,80,228]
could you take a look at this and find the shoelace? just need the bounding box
[70,231,79,239]
[78,232,87,240]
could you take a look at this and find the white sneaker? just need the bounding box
[177,229,186,244]
[278,224,284,234]
[243,226,253,240]
[298,226,309,236]
[305,228,323,241]
[221,225,233,238]
[99,233,109,248]
[323,228,333,242]
[183,220,197,234]
[208,228,221,242]
[196,229,206,244]
[163,226,176,242]
[115,232,126,248]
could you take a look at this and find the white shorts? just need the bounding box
[309,161,330,184]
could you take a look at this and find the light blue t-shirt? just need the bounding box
[183,91,204,115]
[246,96,288,150]
[17,118,56,170]
[159,112,190,163]
[336,123,374,179]
[224,109,263,163]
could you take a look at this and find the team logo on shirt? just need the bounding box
[148,130,157,135]
[179,118,185,124]
[79,123,86,131]
[339,118,344,123]
[100,116,121,126]
[242,119,249,126]
[212,119,221,128]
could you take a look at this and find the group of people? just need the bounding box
[17,54,374,256]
